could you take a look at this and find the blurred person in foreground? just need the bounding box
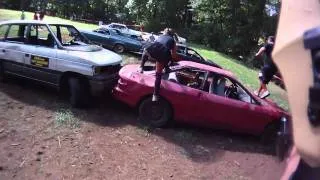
[273,0,320,179]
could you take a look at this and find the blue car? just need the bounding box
[81,28,145,53]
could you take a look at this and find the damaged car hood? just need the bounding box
[63,45,122,66]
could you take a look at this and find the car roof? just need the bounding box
[98,27,117,31]
[109,23,126,26]
[0,20,73,26]
[178,61,235,78]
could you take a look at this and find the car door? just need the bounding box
[0,24,30,77]
[23,24,59,86]
[160,68,208,124]
[119,34,142,52]
[91,29,113,48]
[0,24,9,61]
[200,75,269,133]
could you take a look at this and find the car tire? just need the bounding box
[68,77,90,108]
[261,121,280,145]
[139,97,173,128]
[113,44,125,54]
[0,61,6,83]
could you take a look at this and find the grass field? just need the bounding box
[0,9,96,30]
[0,9,289,110]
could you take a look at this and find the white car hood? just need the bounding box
[67,47,122,66]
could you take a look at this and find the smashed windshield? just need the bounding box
[50,25,90,46]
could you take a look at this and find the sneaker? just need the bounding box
[260,90,270,99]
[138,67,144,73]
[152,94,159,102]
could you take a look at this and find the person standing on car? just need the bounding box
[255,36,277,98]
[139,28,179,102]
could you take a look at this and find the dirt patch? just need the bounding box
[0,55,286,179]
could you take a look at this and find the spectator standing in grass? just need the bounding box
[254,36,277,98]
[39,11,45,21]
[20,10,25,20]
[140,24,144,32]
[33,12,38,20]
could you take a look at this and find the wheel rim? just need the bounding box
[115,45,124,53]
[143,101,165,124]
[150,103,164,120]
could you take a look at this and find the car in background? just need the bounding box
[172,33,187,45]
[81,28,145,53]
[176,44,222,69]
[101,23,142,37]
[142,32,187,45]
[113,61,290,142]
[0,20,122,107]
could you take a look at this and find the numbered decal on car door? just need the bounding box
[31,55,49,68]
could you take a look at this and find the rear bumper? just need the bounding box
[89,73,119,96]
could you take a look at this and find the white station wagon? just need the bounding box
[0,20,122,107]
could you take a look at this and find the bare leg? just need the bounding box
[258,82,267,96]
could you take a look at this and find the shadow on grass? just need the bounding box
[0,75,276,164]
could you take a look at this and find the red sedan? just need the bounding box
[113,61,290,141]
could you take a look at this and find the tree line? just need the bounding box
[1,0,280,66]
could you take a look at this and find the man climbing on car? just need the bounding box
[139,28,179,102]
[255,36,278,99]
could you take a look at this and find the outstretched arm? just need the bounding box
[255,46,266,57]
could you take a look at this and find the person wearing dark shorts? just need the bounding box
[255,36,277,98]
[260,64,277,84]
[139,28,179,102]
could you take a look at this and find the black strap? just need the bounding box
[304,28,320,127]
[291,160,320,180]
[308,87,320,126]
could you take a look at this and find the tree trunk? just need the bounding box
[231,0,240,37]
